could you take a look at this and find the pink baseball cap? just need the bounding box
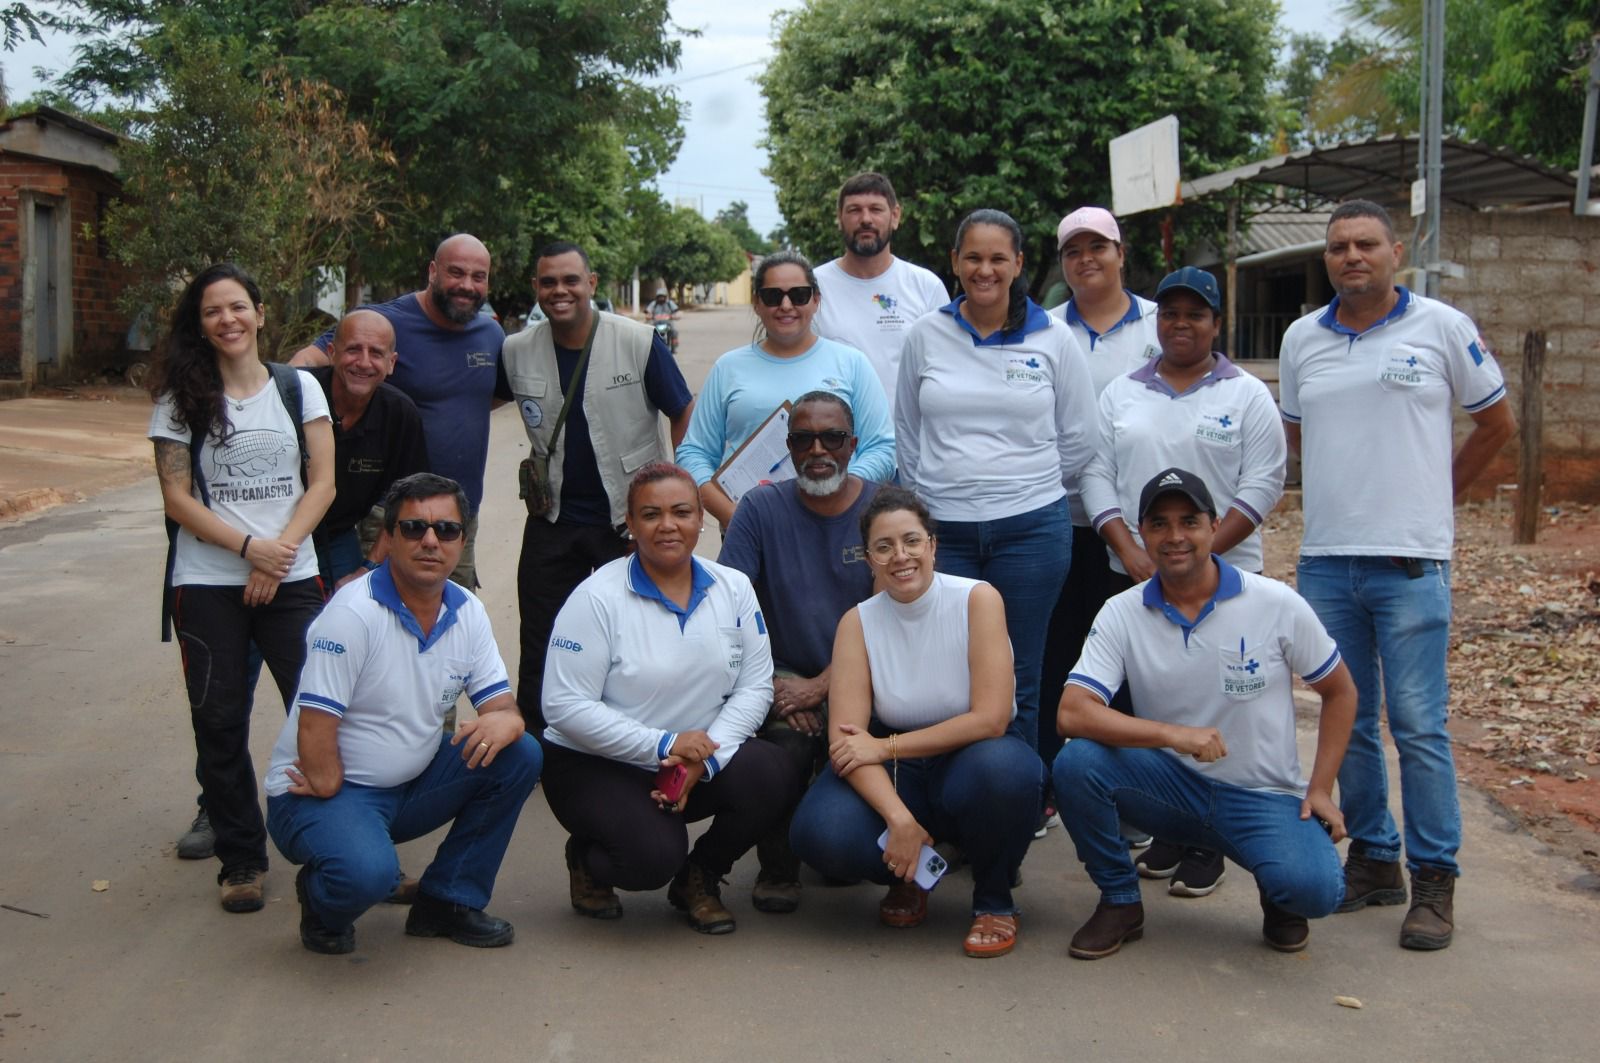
[1056,206,1121,250]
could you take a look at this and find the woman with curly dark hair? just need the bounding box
[148,262,335,914]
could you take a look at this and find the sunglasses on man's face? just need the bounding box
[786,429,851,452]
[756,285,815,307]
[395,519,465,542]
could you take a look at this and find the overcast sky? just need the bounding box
[4,1,1348,238]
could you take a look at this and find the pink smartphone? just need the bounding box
[655,763,689,803]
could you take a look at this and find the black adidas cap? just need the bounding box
[1137,467,1217,523]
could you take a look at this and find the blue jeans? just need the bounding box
[267,733,542,931]
[790,736,1042,915]
[1053,741,1344,915]
[935,497,1071,754]
[318,527,365,583]
[1296,555,1458,874]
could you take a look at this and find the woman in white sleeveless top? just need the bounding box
[789,487,1042,957]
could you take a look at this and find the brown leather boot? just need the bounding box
[565,836,623,920]
[1399,866,1454,950]
[1337,849,1407,912]
[667,861,736,935]
[1067,901,1144,960]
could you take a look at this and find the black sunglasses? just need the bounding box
[395,519,465,542]
[786,429,851,452]
[756,285,815,307]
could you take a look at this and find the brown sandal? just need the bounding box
[963,912,1019,958]
[878,881,929,928]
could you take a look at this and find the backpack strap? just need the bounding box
[266,361,308,489]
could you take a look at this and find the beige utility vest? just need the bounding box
[501,311,671,525]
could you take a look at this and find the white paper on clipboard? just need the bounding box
[713,402,795,506]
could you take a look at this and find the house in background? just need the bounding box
[0,106,134,397]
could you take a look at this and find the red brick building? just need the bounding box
[0,106,134,396]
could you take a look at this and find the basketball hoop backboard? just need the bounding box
[1110,115,1181,216]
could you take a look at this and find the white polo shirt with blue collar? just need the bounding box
[263,564,512,796]
[1278,287,1507,560]
[1067,557,1342,796]
[541,554,773,778]
[1081,353,1287,575]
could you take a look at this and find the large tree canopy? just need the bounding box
[56,1,686,296]
[760,0,1280,287]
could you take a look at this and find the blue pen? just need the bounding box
[767,456,786,474]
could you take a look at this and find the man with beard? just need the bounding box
[717,391,880,913]
[294,234,504,587]
[812,173,949,414]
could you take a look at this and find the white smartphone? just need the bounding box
[876,829,948,891]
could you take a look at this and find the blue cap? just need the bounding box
[1155,267,1222,312]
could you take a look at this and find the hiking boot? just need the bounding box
[296,865,354,955]
[1259,890,1309,952]
[751,825,801,913]
[565,836,622,920]
[176,809,215,860]
[404,891,515,948]
[1399,866,1455,950]
[1135,839,1183,879]
[667,861,736,935]
[1337,849,1407,913]
[1068,901,1145,960]
[218,867,265,913]
[1169,848,1227,897]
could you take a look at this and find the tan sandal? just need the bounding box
[878,881,929,928]
[964,912,1019,958]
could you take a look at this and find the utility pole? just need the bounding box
[1417,0,1445,297]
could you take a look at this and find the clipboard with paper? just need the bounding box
[713,401,795,506]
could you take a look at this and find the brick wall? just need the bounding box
[1441,210,1600,504]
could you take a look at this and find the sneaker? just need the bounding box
[218,867,265,913]
[404,891,515,948]
[176,809,215,860]
[565,836,623,920]
[1168,848,1227,897]
[1259,890,1309,952]
[1399,866,1454,950]
[1337,850,1407,913]
[1121,823,1153,851]
[1033,806,1062,839]
[295,866,355,955]
[1068,901,1145,960]
[667,861,736,935]
[1135,839,1183,879]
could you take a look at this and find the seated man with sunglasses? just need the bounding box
[264,473,543,955]
[718,391,881,913]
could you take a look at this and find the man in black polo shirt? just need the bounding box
[307,309,430,584]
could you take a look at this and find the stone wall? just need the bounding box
[1440,209,1600,503]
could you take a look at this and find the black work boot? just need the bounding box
[667,860,736,935]
[1399,866,1455,950]
[750,825,801,914]
[1337,848,1407,912]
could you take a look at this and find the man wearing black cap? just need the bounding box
[1051,468,1358,960]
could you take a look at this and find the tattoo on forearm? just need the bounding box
[153,440,191,487]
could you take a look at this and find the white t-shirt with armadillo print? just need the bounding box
[150,370,330,586]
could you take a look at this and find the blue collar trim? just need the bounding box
[1128,352,1241,397]
[627,553,716,632]
[1317,286,1412,336]
[939,296,1052,345]
[1142,555,1242,644]
[368,561,464,652]
[1064,290,1144,343]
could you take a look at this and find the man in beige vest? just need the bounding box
[498,241,695,728]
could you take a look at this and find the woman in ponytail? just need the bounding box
[893,209,1098,830]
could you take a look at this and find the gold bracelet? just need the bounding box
[888,733,899,791]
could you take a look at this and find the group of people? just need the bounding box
[148,170,1512,963]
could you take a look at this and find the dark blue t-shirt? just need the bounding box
[717,478,880,676]
[503,331,691,527]
[316,293,503,511]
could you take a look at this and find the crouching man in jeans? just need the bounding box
[265,473,542,954]
[1052,468,1358,959]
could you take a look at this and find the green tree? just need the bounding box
[102,21,397,359]
[1267,31,1381,149]
[759,0,1281,290]
[713,200,773,256]
[641,205,748,302]
[2,3,64,51]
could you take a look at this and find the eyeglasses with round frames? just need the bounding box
[866,533,931,564]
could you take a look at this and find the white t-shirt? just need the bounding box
[1081,354,1287,575]
[896,301,1097,522]
[541,555,773,778]
[149,370,330,585]
[813,256,949,414]
[263,565,512,796]
[1278,288,1507,559]
[1050,293,1162,526]
[857,572,1015,732]
[1068,560,1341,796]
